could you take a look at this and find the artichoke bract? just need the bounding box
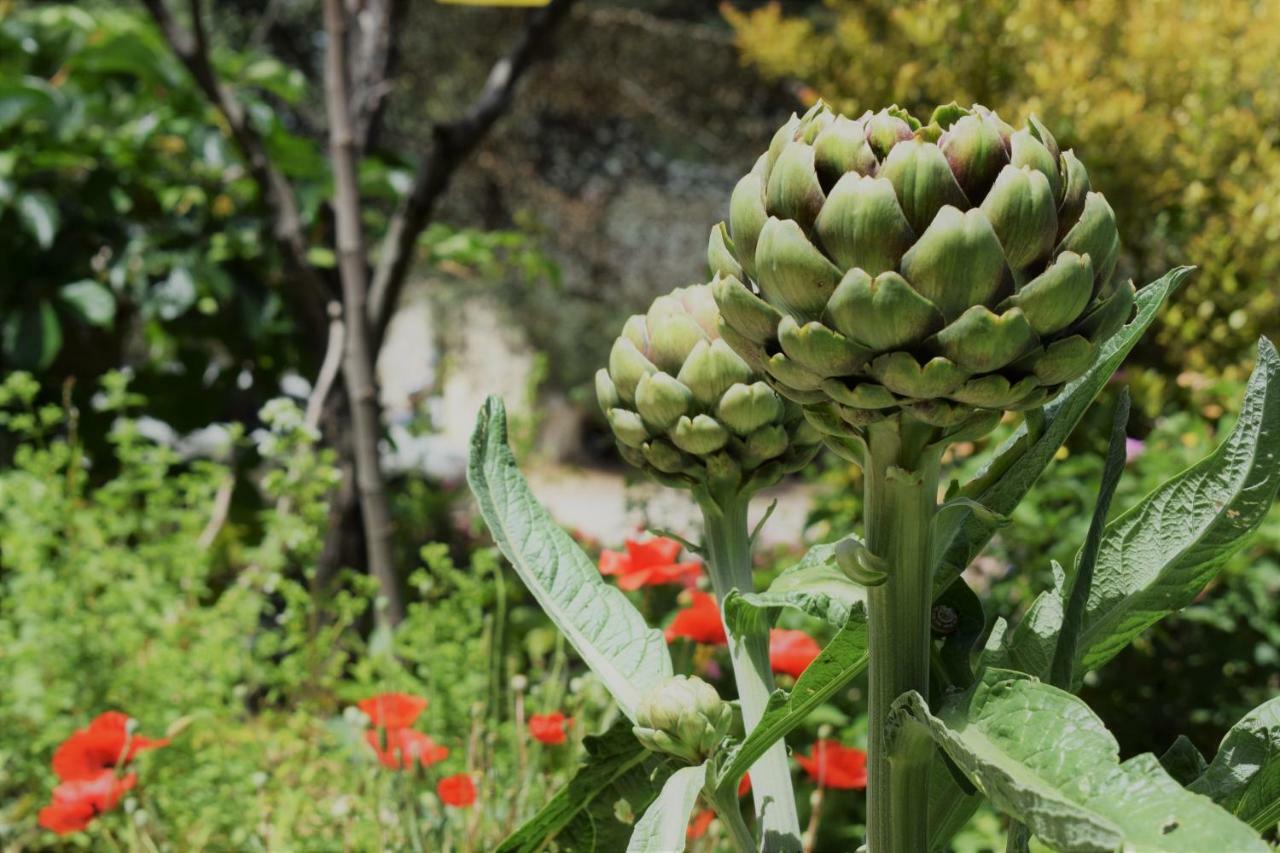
[632,675,734,764]
[596,283,820,493]
[709,101,1132,446]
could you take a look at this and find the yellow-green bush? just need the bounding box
[725,0,1280,374]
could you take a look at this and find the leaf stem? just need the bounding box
[700,492,802,852]
[863,420,941,853]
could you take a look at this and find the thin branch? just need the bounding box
[348,0,407,153]
[367,0,577,348]
[141,0,332,348]
[324,0,404,625]
[304,301,347,431]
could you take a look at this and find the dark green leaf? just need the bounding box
[1190,696,1280,831]
[893,669,1267,852]
[1076,338,1280,673]
[933,267,1192,593]
[723,541,866,634]
[467,397,672,721]
[715,615,868,791]
[497,722,676,853]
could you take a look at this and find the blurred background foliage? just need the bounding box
[726,0,1280,379]
[1,0,1278,849]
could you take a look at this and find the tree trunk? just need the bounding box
[323,0,404,625]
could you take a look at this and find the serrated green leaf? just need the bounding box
[498,722,676,852]
[625,764,706,853]
[1074,337,1280,672]
[467,397,672,721]
[17,190,59,249]
[723,541,866,635]
[893,669,1268,852]
[933,267,1191,593]
[715,615,868,791]
[1190,696,1280,832]
[60,280,116,328]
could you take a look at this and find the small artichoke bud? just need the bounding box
[712,102,1124,451]
[633,675,733,764]
[598,283,821,492]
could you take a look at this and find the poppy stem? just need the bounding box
[699,491,801,853]
[862,419,942,853]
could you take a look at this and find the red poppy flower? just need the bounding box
[51,712,168,782]
[365,728,449,769]
[686,807,716,840]
[664,590,727,645]
[795,740,868,790]
[38,772,137,835]
[737,773,751,798]
[769,629,822,679]
[528,712,572,746]
[357,693,428,730]
[599,537,701,590]
[437,773,477,807]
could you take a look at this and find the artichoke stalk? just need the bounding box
[598,283,810,851]
[708,102,1128,853]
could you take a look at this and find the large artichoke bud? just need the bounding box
[633,675,734,764]
[596,283,820,493]
[709,102,1132,446]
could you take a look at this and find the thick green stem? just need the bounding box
[701,494,802,853]
[863,421,941,853]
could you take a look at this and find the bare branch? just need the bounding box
[348,0,407,153]
[324,0,404,625]
[141,0,332,348]
[367,0,577,348]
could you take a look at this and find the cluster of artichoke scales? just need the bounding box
[707,101,1132,435]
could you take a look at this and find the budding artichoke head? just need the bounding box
[597,283,821,493]
[633,675,733,764]
[709,101,1131,447]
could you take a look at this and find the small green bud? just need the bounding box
[633,675,733,764]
